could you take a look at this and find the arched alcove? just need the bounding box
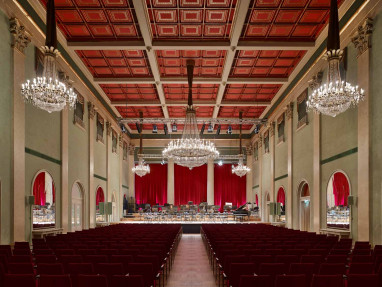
[96,186,105,222]
[71,181,84,231]
[276,187,286,222]
[298,181,310,231]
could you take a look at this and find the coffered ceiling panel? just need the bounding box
[116,106,164,118]
[163,84,219,101]
[168,106,215,118]
[218,106,266,118]
[223,84,281,102]
[100,84,159,101]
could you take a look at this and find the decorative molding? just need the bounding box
[122,185,129,189]
[94,174,107,182]
[321,147,358,165]
[87,102,96,119]
[106,121,112,136]
[352,18,373,57]
[246,144,253,156]
[25,147,61,165]
[128,144,135,155]
[258,135,263,148]
[269,122,275,137]
[274,174,288,182]
[9,18,31,54]
[308,72,323,90]
[286,102,293,120]
[252,185,259,189]
[118,134,123,147]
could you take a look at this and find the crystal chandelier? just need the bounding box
[307,0,364,117]
[162,60,219,169]
[21,0,76,113]
[132,112,150,177]
[232,111,250,177]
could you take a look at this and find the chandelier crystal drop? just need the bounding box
[306,0,364,117]
[232,111,250,177]
[162,60,219,169]
[21,0,77,113]
[132,156,150,177]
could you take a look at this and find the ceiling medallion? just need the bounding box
[21,0,76,113]
[307,0,364,117]
[232,111,250,177]
[132,112,150,177]
[162,60,219,169]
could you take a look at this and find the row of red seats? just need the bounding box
[0,224,182,287]
[201,224,382,287]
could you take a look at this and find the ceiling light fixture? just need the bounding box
[162,60,219,169]
[307,0,364,117]
[232,111,250,177]
[21,0,76,113]
[132,112,150,177]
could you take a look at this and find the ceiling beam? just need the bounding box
[66,39,314,51]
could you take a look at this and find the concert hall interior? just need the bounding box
[1,0,382,286]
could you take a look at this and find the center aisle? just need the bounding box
[167,234,216,287]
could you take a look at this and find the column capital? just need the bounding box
[10,18,31,54]
[118,134,123,147]
[128,144,135,155]
[246,144,253,156]
[352,18,373,57]
[268,122,275,137]
[308,72,323,90]
[87,102,96,119]
[258,135,263,147]
[286,102,294,120]
[106,121,112,136]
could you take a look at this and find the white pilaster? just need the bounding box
[246,154,253,205]
[270,123,275,222]
[127,145,135,199]
[61,108,69,233]
[286,104,293,229]
[207,158,214,205]
[167,159,175,204]
[88,102,96,228]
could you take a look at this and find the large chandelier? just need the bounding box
[162,60,219,169]
[21,0,76,113]
[307,0,364,117]
[132,112,150,177]
[232,111,250,177]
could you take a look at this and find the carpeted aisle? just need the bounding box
[166,234,216,287]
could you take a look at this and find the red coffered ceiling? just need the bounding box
[168,106,215,118]
[163,84,219,101]
[156,50,226,77]
[76,50,151,77]
[100,84,159,102]
[218,124,253,131]
[242,0,341,41]
[218,106,266,118]
[116,106,164,118]
[39,0,142,40]
[146,0,236,39]
[230,50,306,77]
[223,84,281,102]
[128,123,165,131]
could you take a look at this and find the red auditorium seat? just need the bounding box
[14,242,30,249]
[250,255,273,273]
[111,275,144,287]
[7,262,34,274]
[95,263,125,285]
[347,274,380,287]
[39,274,72,287]
[37,263,65,275]
[289,263,315,284]
[258,263,287,277]
[127,263,154,287]
[348,263,374,274]
[0,245,12,257]
[33,249,54,255]
[326,255,348,264]
[275,274,306,287]
[77,249,97,256]
[351,255,373,263]
[229,263,256,287]
[67,263,94,287]
[77,274,108,287]
[352,249,372,256]
[318,263,346,275]
[54,249,75,256]
[4,274,35,287]
[311,274,344,287]
[9,255,32,263]
[275,255,299,269]
[35,255,57,264]
[83,255,108,266]
[109,255,134,272]
[239,275,272,287]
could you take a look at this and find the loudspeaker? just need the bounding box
[26,195,35,205]
[99,202,105,215]
[348,195,357,206]
[269,202,276,215]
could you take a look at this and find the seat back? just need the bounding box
[39,274,72,287]
[348,263,374,274]
[318,263,346,275]
[311,275,343,287]
[229,263,256,287]
[7,263,34,274]
[37,263,65,275]
[347,274,379,287]
[35,255,57,264]
[4,274,35,287]
[127,263,154,287]
[258,263,287,276]
[275,274,306,287]
[239,275,272,287]
[109,255,134,272]
[77,274,108,287]
[111,275,144,287]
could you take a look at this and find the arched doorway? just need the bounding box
[326,171,351,230]
[264,192,270,222]
[299,181,310,231]
[32,171,56,229]
[111,192,118,222]
[96,186,105,222]
[276,187,286,222]
[71,182,84,231]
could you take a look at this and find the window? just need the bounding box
[297,89,308,128]
[73,93,85,128]
[264,131,269,154]
[123,141,128,160]
[277,114,285,143]
[254,142,258,161]
[112,130,118,153]
[96,113,104,143]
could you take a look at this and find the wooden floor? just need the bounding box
[167,234,216,287]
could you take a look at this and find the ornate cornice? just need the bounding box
[118,134,123,147]
[246,144,253,156]
[286,102,293,120]
[352,18,373,57]
[308,72,323,90]
[269,122,275,137]
[258,135,263,148]
[87,102,96,119]
[106,121,112,136]
[9,18,31,54]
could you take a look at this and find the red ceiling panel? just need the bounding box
[146,0,236,39]
[39,0,141,40]
[128,123,166,131]
[230,50,306,78]
[156,50,226,77]
[218,106,266,118]
[168,106,214,118]
[76,50,152,77]
[116,106,164,118]
[218,124,253,131]
[163,84,219,101]
[223,84,281,101]
[241,0,342,41]
[100,84,159,101]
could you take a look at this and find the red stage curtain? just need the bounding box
[174,164,207,205]
[214,164,246,210]
[52,182,55,204]
[255,194,259,206]
[33,172,46,205]
[96,187,104,206]
[135,164,167,205]
[332,173,349,206]
[277,188,285,206]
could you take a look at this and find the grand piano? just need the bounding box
[233,202,250,221]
